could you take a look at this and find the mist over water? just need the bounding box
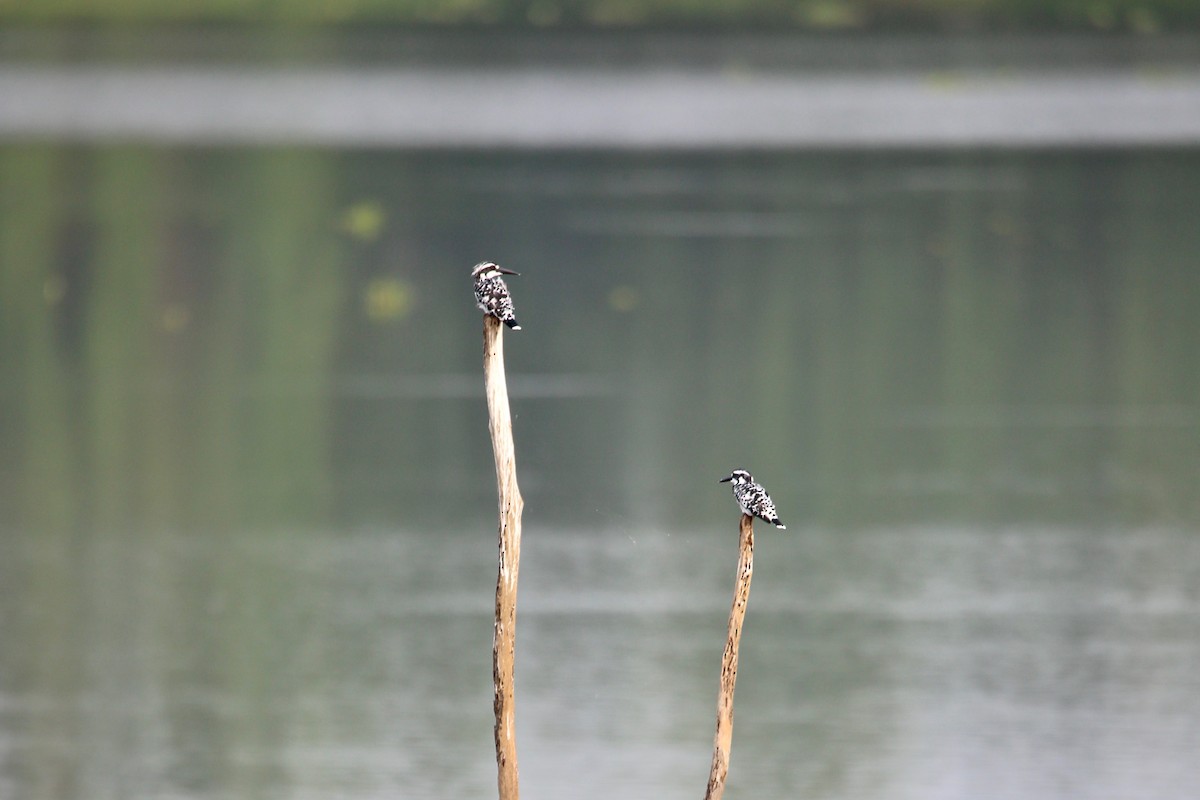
[1,141,1198,799]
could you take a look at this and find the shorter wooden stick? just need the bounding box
[704,513,755,800]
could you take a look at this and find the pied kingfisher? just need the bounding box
[719,469,786,529]
[471,261,521,330]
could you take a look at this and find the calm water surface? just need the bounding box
[1,137,1198,799]
[3,525,1199,800]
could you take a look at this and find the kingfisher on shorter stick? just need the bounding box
[720,469,786,529]
[472,261,522,330]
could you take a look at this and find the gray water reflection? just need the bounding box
[3,525,1199,800]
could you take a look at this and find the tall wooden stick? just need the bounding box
[704,513,755,800]
[483,314,523,800]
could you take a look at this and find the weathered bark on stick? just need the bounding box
[704,513,755,800]
[483,314,523,800]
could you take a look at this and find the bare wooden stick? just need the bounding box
[483,314,524,800]
[704,513,755,800]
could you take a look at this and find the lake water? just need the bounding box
[1,44,1199,800]
[3,524,1199,800]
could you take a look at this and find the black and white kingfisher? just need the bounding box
[720,469,786,529]
[471,261,522,330]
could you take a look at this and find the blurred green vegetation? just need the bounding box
[3,0,1199,31]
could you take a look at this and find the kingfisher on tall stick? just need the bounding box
[719,469,786,529]
[472,261,522,330]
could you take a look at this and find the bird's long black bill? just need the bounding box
[497,268,520,276]
[718,476,733,483]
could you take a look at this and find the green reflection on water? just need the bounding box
[0,148,1197,534]
[1,146,347,534]
[1,146,75,534]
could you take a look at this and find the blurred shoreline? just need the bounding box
[2,28,1200,69]
[2,30,1200,148]
[3,28,1200,70]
